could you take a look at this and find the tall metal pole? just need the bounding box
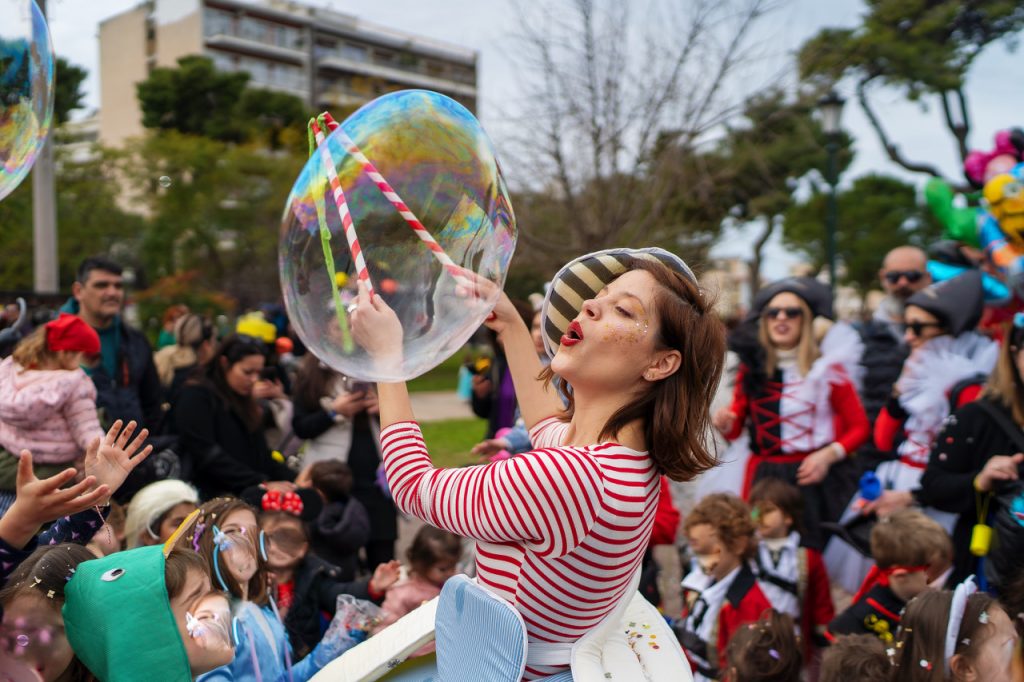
[825,138,838,297]
[32,0,59,294]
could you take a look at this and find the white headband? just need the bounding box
[944,575,979,673]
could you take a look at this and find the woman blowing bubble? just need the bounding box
[349,248,726,680]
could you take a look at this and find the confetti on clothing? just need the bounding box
[380,417,660,680]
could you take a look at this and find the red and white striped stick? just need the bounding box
[311,118,374,296]
[322,113,467,282]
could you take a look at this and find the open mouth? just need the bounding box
[561,320,584,347]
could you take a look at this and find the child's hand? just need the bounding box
[83,420,153,501]
[0,451,109,548]
[369,560,401,594]
[350,281,404,361]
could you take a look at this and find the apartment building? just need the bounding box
[98,0,479,146]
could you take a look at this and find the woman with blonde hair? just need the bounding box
[713,277,869,548]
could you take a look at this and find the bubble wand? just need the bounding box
[307,116,358,353]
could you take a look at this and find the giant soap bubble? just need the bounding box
[280,90,516,382]
[0,0,54,201]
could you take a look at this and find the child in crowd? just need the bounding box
[818,633,890,682]
[63,545,234,681]
[826,509,946,644]
[0,543,96,682]
[243,486,399,657]
[85,500,126,557]
[0,315,103,498]
[307,460,371,581]
[176,496,375,680]
[748,477,833,652]
[375,525,461,637]
[722,609,802,682]
[677,493,772,682]
[891,579,1018,681]
[123,479,200,549]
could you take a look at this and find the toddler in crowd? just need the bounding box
[123,479,200,549]
[722,609,802,682]
[819,633,890,682]
[891,578,1018,682]
[63,545,234,681]
[827,509,947,644]
[0,315,103,496]
[244,486,399,657]
[374,525,461,641]
[748,477,833,651]
[677,493,772,682]
[307,459,371,582]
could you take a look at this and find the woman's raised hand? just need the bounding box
[712,406,736,434]
[83,419,153,501]
[350,281,404,362]
[483,292,525,338]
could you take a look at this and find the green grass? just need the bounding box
[407,353,466,393]
[419,417,488,468]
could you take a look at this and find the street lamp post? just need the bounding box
[817,90,845,296]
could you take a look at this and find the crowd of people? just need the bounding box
[0,243,1023,681]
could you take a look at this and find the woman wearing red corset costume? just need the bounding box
[713,277,869,549]
[349,247,725,680]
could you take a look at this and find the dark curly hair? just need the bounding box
[685,493,757,559]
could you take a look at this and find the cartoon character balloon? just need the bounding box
[980,162,1024,297]
[0,0,55,201]
[280,90,516,382]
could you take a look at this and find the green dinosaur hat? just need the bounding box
[62,545,191,682]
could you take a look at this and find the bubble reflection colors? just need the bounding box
[0,0,54,201]
[280,90,516,382]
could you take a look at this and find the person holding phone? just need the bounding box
[291,354,395,566]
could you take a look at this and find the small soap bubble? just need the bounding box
[158,175,172,188]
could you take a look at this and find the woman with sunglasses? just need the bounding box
[714,277,869,549]
[824,271,997,592]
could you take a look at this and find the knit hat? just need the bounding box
[749,277,833,321]
[905,270,984,337]
[63,545,192,682]
[124,480,200,549]
[45,313,100,354]
[540,247,696,359]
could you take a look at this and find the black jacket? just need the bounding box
[92,320,163,431]
[310,498,372,582]
[172,383,294,498]
[919,397,1023,588]
[855,318,910,468]
[281,554,375,657]
[826,584,904,644]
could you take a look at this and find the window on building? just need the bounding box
[341,43,368,62]
[203,8,234,37]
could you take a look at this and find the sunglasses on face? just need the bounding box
[902,321,943,337]
[763,307,803,321]
[883,270,925,285]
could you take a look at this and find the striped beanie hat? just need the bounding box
[540,247,696,358]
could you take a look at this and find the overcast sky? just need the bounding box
[42,0,1024,278]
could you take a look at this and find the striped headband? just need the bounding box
[540,247,696,359]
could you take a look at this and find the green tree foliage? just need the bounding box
[798,0,1024,179]
[783,174,944,295]
[54,57,87,125]
[117,132,304,306]
[0,149,143,290]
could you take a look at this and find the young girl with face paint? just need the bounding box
[177,497,367,681]
[350,248,726,679]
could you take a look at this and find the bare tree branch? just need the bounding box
[940,89,969,163]
[857,77,946,179]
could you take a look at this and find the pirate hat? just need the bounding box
[905,270,984,336]
[749,276,833,321]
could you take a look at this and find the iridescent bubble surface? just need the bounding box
[0,0,54,201]
[280,90,517,381]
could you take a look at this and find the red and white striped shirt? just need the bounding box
[380,417,660,679]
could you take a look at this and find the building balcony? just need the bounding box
[204,33,306,65]
[316,55,477,98]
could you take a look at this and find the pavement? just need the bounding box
[408,390,475,422]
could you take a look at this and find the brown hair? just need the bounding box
[984,322,1024,426]
[542,258,726,481]
[192,335,266,432]
[172,496,271,606]
[758,295,819,377]
[891,590,999,682]
[11,325,68,370]
[724,609,802,682]
[407,525,461,577]
[748,477,804,536]
[292,354,335,413]
[164,547,210,600]
[819,633,890,682]
[684,493,757,559]
[870,509,948,569]
[310,459,354,502]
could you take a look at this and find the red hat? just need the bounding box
[46,314,100,355]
